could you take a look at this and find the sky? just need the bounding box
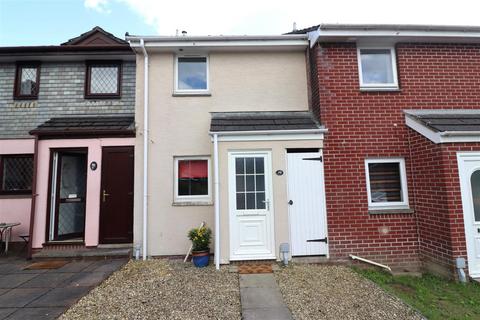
[1,0,480,46]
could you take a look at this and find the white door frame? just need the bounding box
[457,152,480,277]
[286,149,329,258]
[228,150,276,261]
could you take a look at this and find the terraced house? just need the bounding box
[130,25,480,281]
[0,27,136,258]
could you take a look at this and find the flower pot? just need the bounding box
[192,249,210,268]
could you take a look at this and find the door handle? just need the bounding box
[288,200,293,205]
[102,190,110,202]
[262,199,270,210]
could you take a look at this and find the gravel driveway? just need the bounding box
[60,260,241,320]
[274,264,424,320]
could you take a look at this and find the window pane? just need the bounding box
[178,57,207,90]
[256,175,265,192]
[236,193,245,210]
[90,65,119,94]
[256,192,266,209]
[235,158,244,174]
[245,158,255,174]
[360,49,394,84]
[236,175,245,192]
[246,175,255,192]
[2,156,33,192]
[19,67,38,95]
[255,157,264,173]
[246,193,255,209]
[471,171,480,222]
[368,162,402,203]
[177,159,208,196]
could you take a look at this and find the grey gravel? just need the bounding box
[274,264,424,320]
[60,260,241,320]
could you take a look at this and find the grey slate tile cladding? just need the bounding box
[0,61,135,139]
[210,111,322,132]
[406,111,480,132]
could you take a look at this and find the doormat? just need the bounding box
[24,260,69,270]
[238,264,273,274]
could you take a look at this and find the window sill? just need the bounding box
[172,91,211,97]
[0,194,32,199]
[368,208,414,215]
[172,201,213,207]
[359,87,400,92]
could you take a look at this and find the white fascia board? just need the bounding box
[308,28,480,45]
[405,115,480,143]
[128,37,308,50]
[209,129,327,142]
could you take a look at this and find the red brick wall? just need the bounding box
[311,42,480,272]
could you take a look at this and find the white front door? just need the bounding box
[229,151,275,260]
[287,150,328,256]
[458,153,480,277]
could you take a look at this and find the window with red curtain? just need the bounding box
[178,159,208,196]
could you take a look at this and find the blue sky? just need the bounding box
[0,0,155,46]
[2,0,480,46]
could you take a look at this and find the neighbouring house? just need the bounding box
[126,33,327,267]
[293,24,480,279]
[0,27,136,257]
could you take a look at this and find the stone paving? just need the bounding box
[239,273,293,320]
[0,255,127,320]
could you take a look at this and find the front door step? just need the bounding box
[32,247,132,260]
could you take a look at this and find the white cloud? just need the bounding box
[87,0,480,35]
[84,0,111,14]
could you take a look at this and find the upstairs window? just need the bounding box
[14,63,40,99]
[357,47,398,90]
[85,61,121,98]
[175,56,208,93]
[365,158,409,209]
[1,155,34,194]
[174,157,211,203]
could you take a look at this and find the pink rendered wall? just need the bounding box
[0,139,35,241]
[32,137,135,248]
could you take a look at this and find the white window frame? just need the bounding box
[174,55,209,94]
[174,156,212,203]
[365,158,409,209]
[357,47,399,90]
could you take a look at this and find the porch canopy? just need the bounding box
[29,114,135,139]
[210,111,325,135]
[405,109,480,143]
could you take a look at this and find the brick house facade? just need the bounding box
[301,25,480,278]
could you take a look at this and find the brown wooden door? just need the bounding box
[99,146,134,244]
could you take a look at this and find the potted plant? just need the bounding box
[188,225,212,268]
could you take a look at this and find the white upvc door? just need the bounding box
[287,150,328,256]
[458,152,480,277]
[229,151,275,261]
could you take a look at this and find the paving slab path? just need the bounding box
[0,255,127,320]
[239,273,293,320]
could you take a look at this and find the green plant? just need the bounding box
[188,225,212,252]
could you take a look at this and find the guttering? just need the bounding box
[308,23,480,47]
[213,134,220,270]
[210,128,328,136]
[140,38,149,260]
[126,34,308,50]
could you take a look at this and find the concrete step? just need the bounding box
[32,247,132,260]
[291,256,329,264]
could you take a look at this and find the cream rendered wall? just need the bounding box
[134,50,310,257]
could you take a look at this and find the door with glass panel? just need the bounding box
[48,150,87,241]
[228,151,275,260]
[458,153,480,277]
